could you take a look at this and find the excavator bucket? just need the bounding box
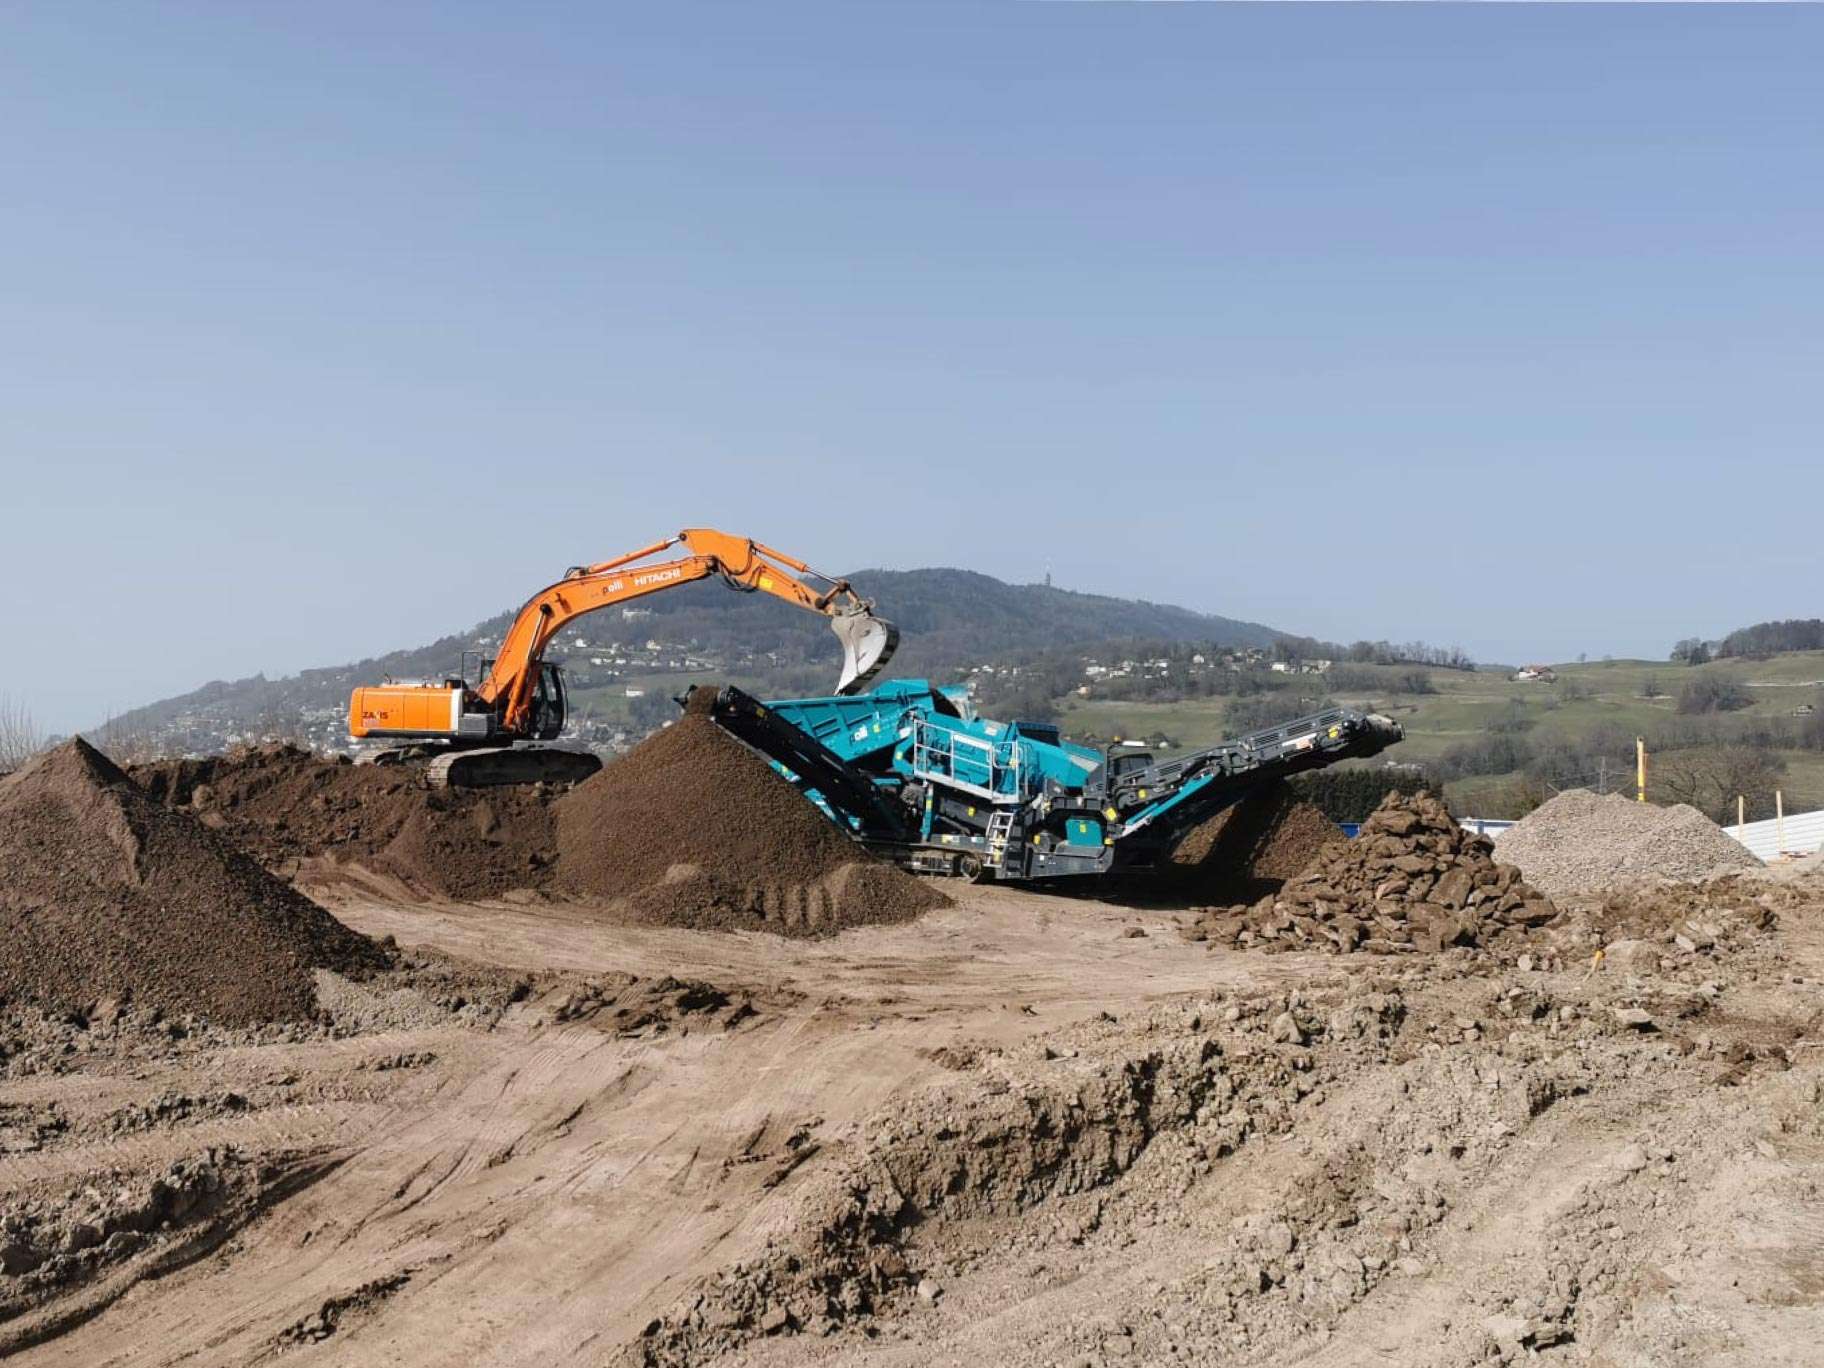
[831,607,899,694]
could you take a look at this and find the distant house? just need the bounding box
[1513,665,1557,683]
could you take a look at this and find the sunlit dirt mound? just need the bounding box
[0,740,385,1024]
[553,696,947,936]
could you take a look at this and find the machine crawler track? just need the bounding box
[423,746,603,789]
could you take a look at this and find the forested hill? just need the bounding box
[91,567,1284,753]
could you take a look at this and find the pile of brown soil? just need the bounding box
[127,697,946,935]
[1195,791,1558,954]
[0,740,384,1024]
[1155,782,1345,903]
[132,746,557,901]
[552,696,947,936]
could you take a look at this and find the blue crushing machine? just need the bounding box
[702,680,1402,882]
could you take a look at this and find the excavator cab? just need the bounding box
[472,658,567,741]
[526,662,568,741]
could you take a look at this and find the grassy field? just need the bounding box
[1055,652,1824,818]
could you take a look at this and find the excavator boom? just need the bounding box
[348,528,896,786]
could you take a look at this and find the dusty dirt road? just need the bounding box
[6,877,1824,1366]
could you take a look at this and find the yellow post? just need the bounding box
[1738,794,1746,837]
[1636,737,1647,803]
[1777,789,1787,858]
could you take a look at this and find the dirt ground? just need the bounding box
[5,866,1823,1367]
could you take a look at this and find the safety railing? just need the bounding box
[908,719,1023,802]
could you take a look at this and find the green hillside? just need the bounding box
[1054,651,1824,820]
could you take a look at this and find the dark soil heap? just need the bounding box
[1195,791,1558,954]
[1155,782,1345,904]
[132,745,557,900]
[552,694,947,936]
[0,740,385,1024]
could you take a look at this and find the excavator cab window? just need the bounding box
[529,663,568,741]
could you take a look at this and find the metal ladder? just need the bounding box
[985,808,1017,872]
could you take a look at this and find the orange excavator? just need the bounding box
[348,528,898,787]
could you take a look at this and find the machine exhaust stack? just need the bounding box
[831,607,899,695]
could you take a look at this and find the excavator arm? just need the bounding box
[350,529,898,758]
[478,528,896,733]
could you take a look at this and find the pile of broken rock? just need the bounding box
[1194,792,1559,954]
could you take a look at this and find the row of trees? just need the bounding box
[1672,618,1824,665]
[1717,619,1824,659]
[1342,640,1475,671]
[1274,636,1475,671]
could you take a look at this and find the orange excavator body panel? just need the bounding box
[349,684,464,739]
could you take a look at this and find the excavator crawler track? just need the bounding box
[424,747,603,790]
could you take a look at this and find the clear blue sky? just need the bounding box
[3,4,1820,732]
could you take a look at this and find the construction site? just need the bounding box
[7,8,1824,1365]
[3,528,1823,1368]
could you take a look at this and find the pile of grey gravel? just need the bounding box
[1494,789,1761,897]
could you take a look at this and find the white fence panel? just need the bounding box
[1727,808,1824,862]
